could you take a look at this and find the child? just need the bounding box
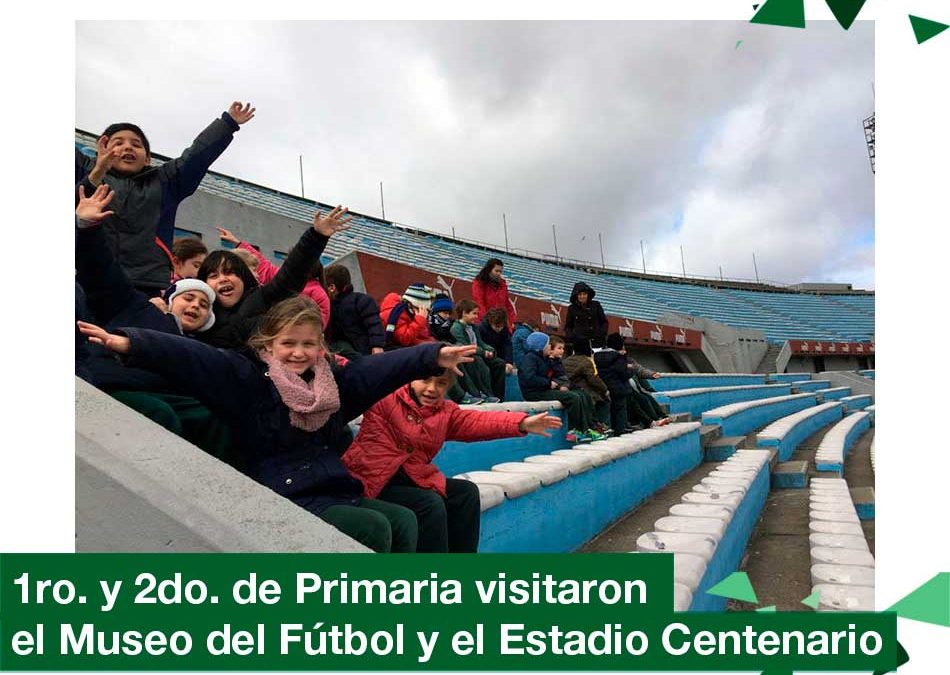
[517,331,602,443]
[478,307,515,373]
[342,370,561,552]
[593,333,645,434]
[216,226,331,326]
[511,319,539,371]
[563,341,612,433]
[75,102,256,294]
[75,185,231,461]
[322,263,385,359]
[427,294,480,405]
[78,296,478,553]
[197,206,351,349]
[380,284,435,347]
[171,238,208,281]
[564,282,608,355]
[451,299,504,403]
[548,336,605,441]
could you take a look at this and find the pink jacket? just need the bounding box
[238,241,330,325]
[342,386,527,498]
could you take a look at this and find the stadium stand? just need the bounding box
[814,412,873,474]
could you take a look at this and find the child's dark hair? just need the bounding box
[475,258,504,284]
[324,264,351,290]
[101,123,150,156]
[549,335,566,348]
[248,296,324,351]
[172,237,208,261]
[309,260,325,286]
[197,250,260,294]
[454,298,478,319]
[484,307,507,327]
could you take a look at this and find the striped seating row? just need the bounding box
[814,412,872,474]
[456,423,704,553]
[635,448,774,611]
[755,402,844,461]
[817,386,852,402]
[653,383,791,418]
[840,394,873,412]
[701,392,818,436]
[808,477,875,611]
[650,373,766,392]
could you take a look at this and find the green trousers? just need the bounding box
[320,498,418,553]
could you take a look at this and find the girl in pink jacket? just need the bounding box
[342,371,560,552]
[216,226,331,326]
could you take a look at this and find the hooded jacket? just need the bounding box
[327,285,385,354]
[75,112,241,292]
[564,282,608,345]
[477,317,513,364]
[118,328,446,513]
[380,293,433,347]
[342,385,526,499]
[198,228,329,349]
[592,348,633,397]
[517,347,552,394]
[563,355,609,402]
[511,322,535,370]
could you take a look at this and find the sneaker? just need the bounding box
[586,429,607,442]
[460,394,484,405]
[573,429,593,443]
[482,395,501,403]
[565,430,579,443]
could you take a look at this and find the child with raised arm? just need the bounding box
[79,297,477,553]
[76,102,256,295]
[342,370,560,552]
[216,226,331,326]
[197,206,351,349]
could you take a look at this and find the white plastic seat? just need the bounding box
[813,583,875,611]
[636,531,718,561]
[477,483,506,512]
[524,453,593,475]
[809,520,865,536]
[492,461,569,486]
[811,564,875,587]
[669,503,734,522]
[673,583,693,611]
[655,516,727,540]
[808,533,870,551]
[553,448,613,467]
[453,470,540,498]
[810,509,860,523]
[692,484,746,497]
[672,553,707,591]
[809,547,875,568]
[680,491,743,508]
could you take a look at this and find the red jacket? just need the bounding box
[342,385,527,498]
[471,277,517,329]
[379,292,433,346]
[238,241,331,326]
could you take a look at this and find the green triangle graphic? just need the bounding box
[756,605,777,612]
[909,15,949,44]
[706,572,759,603]
[887,572,950,626]
[825,0,868,30]
[751,0,806,29]
[802,590,821,609]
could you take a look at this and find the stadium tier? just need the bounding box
[76,131,874,344]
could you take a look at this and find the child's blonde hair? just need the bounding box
[248,296,325,350]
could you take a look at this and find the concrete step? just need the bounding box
[670,412,692,424]
[703,434,746,461]
[772,461,809,489]
[700,424,722,447]
[849,487,875,520]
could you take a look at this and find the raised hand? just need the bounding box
[228,101,256,125]
[519,412,563,437]
[312,206,353,237]
[437,344,476,376]
[652,372,661,379]
[77,321,131,355]
[88,136,123,185]
[485,350,494,360]
[76,184,115,224]
[149,297,169,313]
[215,226,240,245]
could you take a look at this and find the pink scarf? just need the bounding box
[259,351,341,432]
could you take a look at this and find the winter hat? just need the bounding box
[164,279,216,332]
[606,333,625,351]
[525,331,550,353]
[402,283,434,310]
[431,294,454,315]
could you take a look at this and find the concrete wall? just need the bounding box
[174,191,311,261]
[76,378,368,553]
[658,313,769,374]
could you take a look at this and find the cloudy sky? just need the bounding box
[76,20,874,288]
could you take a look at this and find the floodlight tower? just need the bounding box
[863,112,875,174]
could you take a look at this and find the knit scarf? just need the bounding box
[258,350,340,432]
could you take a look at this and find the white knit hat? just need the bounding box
[164,279,216,331]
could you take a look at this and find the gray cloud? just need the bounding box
[77,20,873,287]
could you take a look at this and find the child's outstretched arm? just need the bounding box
[77,321,264,423]
[446,409,562,443]
[216,226,280,284]
[335,343,476,423]
[259,206,351,306]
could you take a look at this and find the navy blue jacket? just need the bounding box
[119,328,444,513]
[518,350,552,394]
[198,228,329,350]
[593,348,633,397]
[327,286,385,355]
[511,323,534,370]
[76,113,241,292]
[76,223,188,393]
[477,318,513,364]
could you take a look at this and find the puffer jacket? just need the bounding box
[563,355,609,402]
[76,112,241,292]
[343,385,526,499]
[518,349,552,394]
[592,348,633,397]
[564,282,608,345]
[327,286,385,354]
[380,293,433,347]
[471,276,517,329]
[119,328,445,514]
[511,323,534,370]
